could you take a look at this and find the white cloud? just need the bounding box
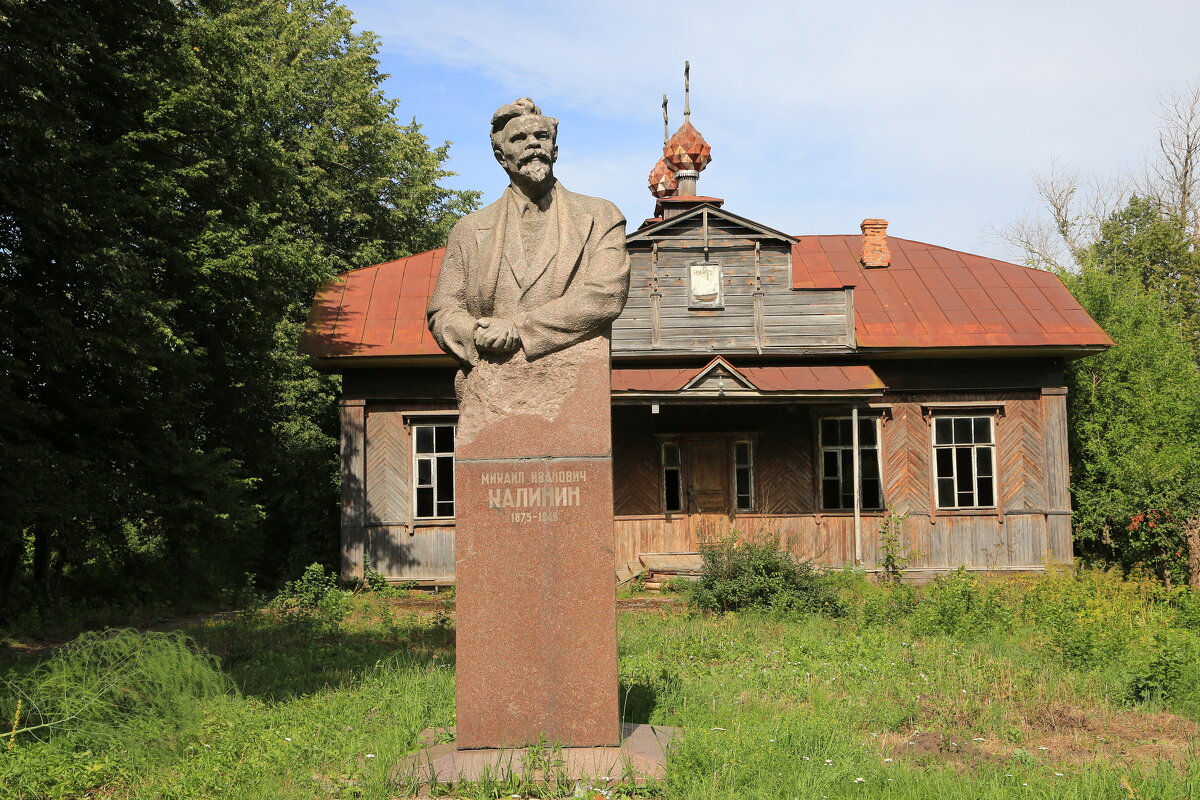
[348,0,1200,259]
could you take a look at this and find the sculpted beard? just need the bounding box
[518,152,552,183]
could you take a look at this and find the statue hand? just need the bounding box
[474,317,521,354]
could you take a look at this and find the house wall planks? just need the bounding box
[614,228,851,354]
[340,399,367,582]
[345,365,1076,579]
[367,525,455,580]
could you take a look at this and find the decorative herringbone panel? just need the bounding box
[613,420,660,515]
[758,424,810,513]
[882,402,929,515]
[998,396,1047,512]
[365,408,410,525]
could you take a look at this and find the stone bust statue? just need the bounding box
[426,98,630,368]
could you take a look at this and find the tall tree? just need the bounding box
[1000,83,1200,587]
[1063,200,1200,585]
[0,0,478,609]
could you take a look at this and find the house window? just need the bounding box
[734,440,754,511]
[413,423,455,518]
[819,416,883,510]
[662,442,683,513]
[933,416,995,508]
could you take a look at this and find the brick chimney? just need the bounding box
[860,219,890,268]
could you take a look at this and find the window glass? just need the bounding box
[818,416,883,511]
[932,415,996,509]
[662,442,683,513]
[413,423,455,518]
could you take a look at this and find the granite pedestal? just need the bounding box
[453,335,620,749]
[392,723,678,795]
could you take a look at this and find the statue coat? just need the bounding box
[426,181,630,364]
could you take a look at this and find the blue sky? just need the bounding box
[343,0,1200,261]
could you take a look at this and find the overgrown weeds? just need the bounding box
[3,567,1200,799]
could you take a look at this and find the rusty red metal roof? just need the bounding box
[610,366,698,392]
[792,235,1113,349]
[300,234,1111,360]
[300,250,447,358]
[611,362,884,393]
[736,365,884,392]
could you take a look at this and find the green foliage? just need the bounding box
[359,554,398,597]
[662,576,694,593]
[877,507,918,584]
[1,629,232,746]
[0,0,479,612]
[1127,630,1200,716]
[1019,566,1169,669]
[689,535,846,616]
[910,567,1010,638]
[3,576,1200,798]
[268,563,350,629]
[1173,587,1200,630]
[1061,197,1200,582]
[858,580,917,626]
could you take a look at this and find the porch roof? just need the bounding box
[611,358,884,396]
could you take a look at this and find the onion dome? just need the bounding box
[648,158,678,198]
[663,120,712,173]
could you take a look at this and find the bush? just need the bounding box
[269,563,350,628]
[662,576,693,594]
[1021,566,1167,669]
[688,536,845,616]
[360,555,400,597]
[909,568,1009,638]
[859,580,917,626]
[1127,629,1200,716]
[1172,588,1200,630]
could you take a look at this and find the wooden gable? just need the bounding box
[613,205,855,356]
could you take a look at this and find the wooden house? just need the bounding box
[300,119,1111,584]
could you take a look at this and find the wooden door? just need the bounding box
[685,439,732,546]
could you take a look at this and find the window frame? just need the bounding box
[817,415,884,512]
[655,434,757,515]
[661,441,684,515]
[930,414,997,510]
[411,421,456,520]
[732,438,755,512]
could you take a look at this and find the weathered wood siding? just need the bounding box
[1041,387,1074,562]
[615,512,1065,573]
[366,525,455,581]
[610,381,1074,573]
[339,399,366,582]
[364,404,410,525]
[339,362,1075,579]
[614,210,851,355]
[339,369,458,579]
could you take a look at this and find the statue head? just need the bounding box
[490,98,559,186]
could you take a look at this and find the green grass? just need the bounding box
[2,569,1199,799]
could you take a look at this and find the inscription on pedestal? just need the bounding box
[484,469,587,521]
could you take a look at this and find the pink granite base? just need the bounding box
[453,457,619,748]
[451,336,620,749]
[391,723,678,795]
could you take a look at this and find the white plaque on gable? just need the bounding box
[688,262,723,309]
